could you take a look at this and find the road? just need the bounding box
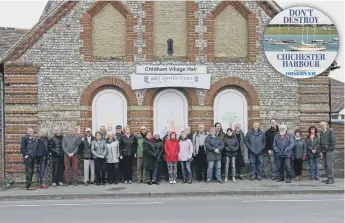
[0,194,342,223]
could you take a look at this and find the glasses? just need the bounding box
[86,131,91,133]
[141,129,146,131]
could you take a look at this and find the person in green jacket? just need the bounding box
[136,126,147,183]
[306,125,321,180]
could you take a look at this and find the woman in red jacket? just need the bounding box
[164,131,179,184]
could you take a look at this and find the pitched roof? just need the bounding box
[0,1,281,64]
[0,27,29,59]
[331,78,344,113]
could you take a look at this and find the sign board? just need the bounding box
[136,65,207,75]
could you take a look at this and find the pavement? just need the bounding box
[0,178,343,201]
[0,194,343,223]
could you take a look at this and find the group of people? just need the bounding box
[19,119,336,190]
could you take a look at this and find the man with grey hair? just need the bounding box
[273,124,294,183]
[192,124,208,182]
[245,122,265,181]
[49,126,65,187]
[234,123,245,180]
[320,121,336,184]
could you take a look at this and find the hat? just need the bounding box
[85,128,91,132]
[116,125,122,129]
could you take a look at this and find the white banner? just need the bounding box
[131,74,211,90]
[136,65,207,75]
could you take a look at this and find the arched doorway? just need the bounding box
[92,89,127,135]
[153,89,188,137]
[214,89,248,133]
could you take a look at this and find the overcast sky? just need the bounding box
[0,0,343,82]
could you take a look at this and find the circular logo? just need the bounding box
[264,6,339,79]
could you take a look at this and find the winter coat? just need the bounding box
[245,129,266,155]
[143,139,157,170]
[106,139,120,163]
[205,135,224,162]
[153,138,163,161]
[192,131,207,156]
[292,138,307,159]
[80,135,95,159]
[37,136,49,158]
[164,132,179,162]
[320,128,336,152]
[235,130,246,160]
[20,134,38,159]
[265,126,279,154]
[178,139,193,161]
[62,134,81,155]
[136,134,145,158]
[273,133,294,158]
[306,135,321,158]
[119,134,137,156]
[223,134,239,157]
[49,135,64,157]
[91,140,107,159]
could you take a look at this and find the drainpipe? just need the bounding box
[0,63,5,187]
[329,77,332,128]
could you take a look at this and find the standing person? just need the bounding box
[214,122,225,141]
[49,126,65,187]
[179,131,194,184]
[153,133,163,182]
[136,126,147,183]
[264,119,280,180]
[223,128,239,183]
[162,130,170,181]
[115,125,124,182]
[118,126,137,184]
[62,127,81,186]
[233,123,245,180]
[306,125,321,180]
[105,131,120,184]
[80,128,95,186]
[179,126,193,141]
[245,122,265,181]
[91,132,107,185]
[320,121,336,184]
[192,124,207,182]
[143,132,159,185]
[291,129,307,181]
[36,129,49,189]
[205,127,224,183]
[115,125,123,139]
[164,131,179,184]
[273,124,294,183]
[100,126,107,140]
[20,127,38,190]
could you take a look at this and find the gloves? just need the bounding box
[302,155,307,161]
[290,156,294,160]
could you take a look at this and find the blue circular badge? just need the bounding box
[264,6,339,79]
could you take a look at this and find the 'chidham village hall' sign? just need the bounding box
[131,65,211,90]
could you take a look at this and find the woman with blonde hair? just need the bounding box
[37,128,49,188]
[105,131,120,184]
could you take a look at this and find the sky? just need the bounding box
[0,0,343,82]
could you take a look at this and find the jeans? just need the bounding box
[122,155,133,181]
[64,155,78,183]
[107,163,120,183]
[249,153,263,178]
[180,161,192,181]
[207,160,221,181]
[24,156,35,189]
[195,146,207,181]
[324,151,334,180]
[52,155,64,184]
[94,158,107,183]
[136,157,146,182]
[83,159,95,183]
[36,156,46,184]
[167,162,177,181]
[224,156,236,178]
[308,156,320,177]
[276,156,292,179]
[263,153,277,178]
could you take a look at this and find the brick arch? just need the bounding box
[142,88,199,106]
[204,77,260,106]
[80,77,137,106]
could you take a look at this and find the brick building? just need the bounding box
[0,1,342,182]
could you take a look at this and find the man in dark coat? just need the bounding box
[234,123,246,180]
[320,121,336,184]
[264,119,280,180]
[153,133,164,182]
[245,122,265,181]
[20,127,38,190]
[49,126,65,187]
